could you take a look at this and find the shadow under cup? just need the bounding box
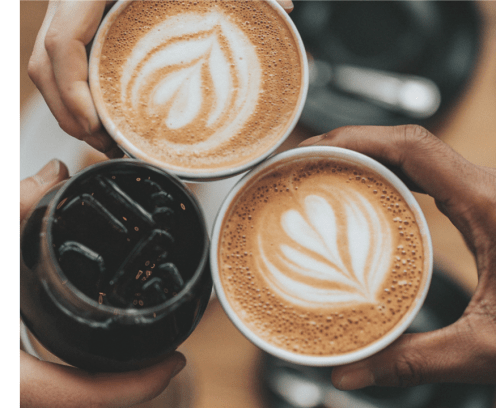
[211,147,433,366]
[20,160,212,372]
[88,0,309,181]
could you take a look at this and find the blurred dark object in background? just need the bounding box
[293,1,481,132]
[259,269,495,408]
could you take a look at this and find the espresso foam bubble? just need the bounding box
[218,158,426,355]
[99,1,302,173]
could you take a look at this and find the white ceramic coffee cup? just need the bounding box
[210,146,433,366]
[89,0,309,181]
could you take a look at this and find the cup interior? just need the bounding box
[210,146,433,366]
[44,159,210,320]
[89,0,309,181]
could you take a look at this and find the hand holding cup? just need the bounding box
[301,125,496,388]
[211,135,433,367]
[28,0,295,160]
[20,160,186,408]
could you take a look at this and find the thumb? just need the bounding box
[331,319,490,389]
[20,159,69,221]
[21,350,186,408]
[91,352,187,407]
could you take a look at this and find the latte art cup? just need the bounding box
[89,0,308,181]
[211,147,433,366]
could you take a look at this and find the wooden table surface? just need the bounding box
[21,2,496,407]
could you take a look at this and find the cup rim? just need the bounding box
[43,159,210,319]
[210,146,433,366]
[88,0,309,181]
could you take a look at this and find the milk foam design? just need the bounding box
[259,192,394,306]
[120,11,261,154]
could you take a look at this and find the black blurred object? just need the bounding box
[293,1,481,132]
[260,269,495,408]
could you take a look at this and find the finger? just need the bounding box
[299,125,486,218]
[378,163,425,195]
[45,2,114,150]
[92,352,186,407]
[331,318,496,389]
[29,2,115,153]
[276,0,294,13]
[30,1,59,62]
[20,160,69,222]
[28,1,87,138]
[45,0,105,133]
[20,351,186,408]
[30,54,111,151]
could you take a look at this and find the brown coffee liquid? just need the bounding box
[99,1,302,173]
[219,157,426,356]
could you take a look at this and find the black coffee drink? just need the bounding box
[20,160,211,372]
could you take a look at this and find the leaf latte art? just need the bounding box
[219,158,427,356]
[121,12,261,152]
[98,1,303,173]
[259,191,393,307]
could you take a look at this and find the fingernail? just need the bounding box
[33,159,61,186]
[171,359,186,379]
[279,0,294,11]
[299,134,326,147]
[335,368,375,390]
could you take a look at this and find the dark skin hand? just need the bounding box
[27,0,294,157]
[300,125,496,389]
[20,160,186,408]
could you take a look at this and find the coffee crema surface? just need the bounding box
[98,1,302,174]
[218,157,426,355]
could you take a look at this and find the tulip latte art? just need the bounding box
[219,158,427,355]
[98,1,302,174]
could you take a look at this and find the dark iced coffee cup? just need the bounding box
[20,159,212,372]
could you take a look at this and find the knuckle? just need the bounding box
[44,27,62,57]
[479,332,496,367]
[476,188,496,218]
[56,117,83,140]
[391,354,424,387]
[455,168,496,246]
[399,124,432,149]
[392,124,440,166]
[27,57,43,85]
[57,83,73,103]
[326,125,354,141]
[459,314,496,379]
[404,124,431,142]
[56,117,73,134]
[467,305,496,347]
[88,120,103,136]
[479,171,496,204]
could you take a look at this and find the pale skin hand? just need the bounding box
[27,0,294,157]
[20,160,186,408]
[300,125,496,388]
